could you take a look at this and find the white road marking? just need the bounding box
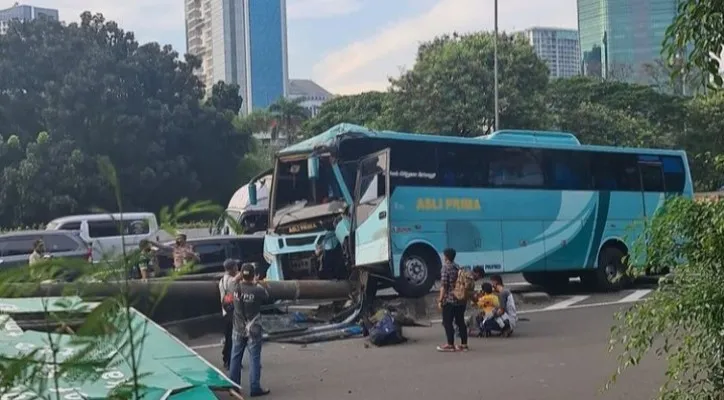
[543,295,590,311]
[190,342,223,350]
[616,289,652,303]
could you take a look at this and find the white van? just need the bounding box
[46,212,159,262]
[214,173,271,235]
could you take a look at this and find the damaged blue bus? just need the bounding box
[247,123,693,297]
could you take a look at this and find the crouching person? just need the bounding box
[229,262,271,397]
[482,274,517,337]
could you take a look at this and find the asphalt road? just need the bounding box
[190,301,664,400]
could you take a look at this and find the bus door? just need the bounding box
[353,149,391,267]
[637,155,666,217]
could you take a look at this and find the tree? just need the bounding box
[677,93,724,190]
[663,0,724,88]
[300,91,390,137]
[554,102,662,148]
[547,77,687,135]
[608,197,724,399]
[0,12,252,226]
[642,58,707,96]
[205,81,243,114]
[384,32,550,136]
[268,97,309,145]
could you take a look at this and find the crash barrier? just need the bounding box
[695,191,724,203]
[3,280,355,324]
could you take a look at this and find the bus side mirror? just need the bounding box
[249,183,258,205]
[308,156,319,180]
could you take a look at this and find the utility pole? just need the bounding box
[493,0,499,131]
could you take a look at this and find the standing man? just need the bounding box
[228,262,271,397]
[219,259,239,371]
[172,234,199,271]
[137,240,159,280]
[437,248,469,352]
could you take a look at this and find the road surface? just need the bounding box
[189,300,664,400]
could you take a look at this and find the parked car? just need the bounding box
[155,234,267,275]
[46,212,160,262]
[0,230,92,270]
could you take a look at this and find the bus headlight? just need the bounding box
[263,251,274,264]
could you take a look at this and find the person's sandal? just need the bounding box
[436,344,456,352]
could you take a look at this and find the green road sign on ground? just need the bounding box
[0,296,235,399]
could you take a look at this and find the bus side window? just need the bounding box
[592,153,640,191]
[489,148,545,188]
[545,150,592,190]
[661,156,686,193]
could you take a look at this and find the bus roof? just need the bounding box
[280,123,687,158]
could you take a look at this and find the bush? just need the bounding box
[608,197,724,399]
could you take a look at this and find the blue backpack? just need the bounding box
[368,311,407,347]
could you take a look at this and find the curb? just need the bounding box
[518,291,550,303]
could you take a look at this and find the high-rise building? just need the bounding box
[577,0,678,85]
[185,0,288,114]
[0,3,58,34]
[523,27,581,79]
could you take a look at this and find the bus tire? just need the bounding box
[394,247,439,298]
[589,246,630,291]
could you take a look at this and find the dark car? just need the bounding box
[156,234,267,275]
[0,230,91,269]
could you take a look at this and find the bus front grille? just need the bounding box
[280,251,318,280]
[285,236,318,247]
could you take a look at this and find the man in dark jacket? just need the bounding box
[228,262,271,397]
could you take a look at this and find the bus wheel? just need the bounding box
[394,250,438,298]
[589,246,630,291]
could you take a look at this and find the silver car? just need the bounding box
[0,230,91,269]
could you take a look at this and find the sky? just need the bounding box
[8,0,578,94]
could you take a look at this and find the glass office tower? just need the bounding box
[577,0,678,85]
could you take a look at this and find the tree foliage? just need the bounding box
[0,13,253,226]
[268,97,309,145]
[385,32,550,136]
[664,0,724,88]
[301,91,389,138]
[205,81,243,114]
[608,197,724,399]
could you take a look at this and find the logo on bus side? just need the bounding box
[416,197,481,211]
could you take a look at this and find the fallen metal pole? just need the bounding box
[264,280,354,301]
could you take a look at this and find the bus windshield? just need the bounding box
[273,157,347,216]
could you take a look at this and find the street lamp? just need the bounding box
[493,0,499,131]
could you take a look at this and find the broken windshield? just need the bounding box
[273,157,346,218]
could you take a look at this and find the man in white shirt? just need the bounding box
[28,239,45,266]
[219,259,238,370]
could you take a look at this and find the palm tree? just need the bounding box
[268,97,310,146]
